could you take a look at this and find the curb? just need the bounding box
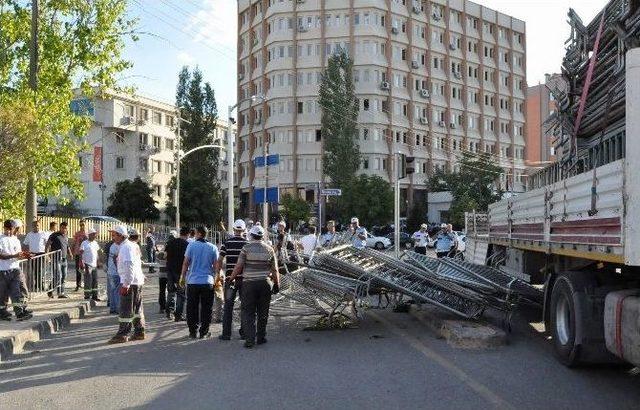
[409,304,507,349]
[0,300,96,363]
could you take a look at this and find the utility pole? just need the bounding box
[394,152,401,258]
[227,105,235,232]
[25,0,39,225]
[175,117,181,230]
[263,140,269,228]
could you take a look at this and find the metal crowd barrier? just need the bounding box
[18,250,62,297]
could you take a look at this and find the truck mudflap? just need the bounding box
[605,289,640,366]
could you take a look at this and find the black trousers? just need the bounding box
[186,284,215,336]
[241,280,272,343]
[222,279,243,338]
[166,271,185,318]
[158,277,167,310]
[415,246,427,255]
[74,255,83,287]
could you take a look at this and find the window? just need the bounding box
[153,185,162,197]
[114,132,125,144]
[125,105,134,117]
[165,115,174,128]
[363,99,370,111]
[139,133,148,149]
[139,159,148,172]
[165,162,174,174]
[152,111,162,125]
[116,156,125,169]
[139,108,149,121]
[165,138,175,150]
[297,102,303,114]
[315,129,322,142]
[153,135,162,149]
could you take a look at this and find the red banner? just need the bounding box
[93,146,103,182]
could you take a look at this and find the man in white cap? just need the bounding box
[108,226,146,344]
[350,217,368,249]
[412,224,430,255]
[0,219,32,321]
[217,219,248,341]
[228,225,280,348]
[79,228,101,301]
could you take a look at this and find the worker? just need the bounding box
[0,219,32,321]
[349,217,368,249]
[435,224,458,258]
[79,228,101,301]
[227,225,280,349]
[412,224,430,255]
[321,220,338,247]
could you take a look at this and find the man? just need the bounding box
[165,227,189,321]
[46,221,73,298]
[187,228,196,243]
[79,228,101,301]
[158,230,176,314]
[23,220,48,292]
[0,220,32,321]
[72,221,87,292]
[217,219,248,341]
[108,226,146,344]
[104,234,120,314]
[299,226,319,256]
[275,221,296,263]
[412,224,430,255]
[435,224,458,258]
[145,227,157,273]
[321,220,338,248]
[228,225,280,349]
[350,217,368,249]
[180,226,218,339]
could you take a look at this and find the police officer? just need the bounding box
[412,224,430,255]
[435,224,458,258]
[349,217,368,249]
[227,225,280,349]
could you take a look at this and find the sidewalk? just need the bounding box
[0,282,102,363]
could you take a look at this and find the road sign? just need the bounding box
[321,189,342,196]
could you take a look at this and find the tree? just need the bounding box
[339,175,393,227]
[320,49,360,189]
[106,178,159,221]
[166,67,221,225]
[279,193,311,230]
[426,152,503,228]
[0,0,136,216]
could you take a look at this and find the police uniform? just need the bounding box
[412,230,429,255]
[436,231,457,258]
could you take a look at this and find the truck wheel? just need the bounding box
[375,242,384,250]
[550,277,580,366]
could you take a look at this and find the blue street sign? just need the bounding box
[254,187,279,204]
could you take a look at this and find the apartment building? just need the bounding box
[237,0,528,217]
[525,73,563,168]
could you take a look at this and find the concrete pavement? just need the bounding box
[0,272,638,409]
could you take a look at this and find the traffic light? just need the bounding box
[398,154,416,179]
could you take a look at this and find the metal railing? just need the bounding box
[18,250,62,297]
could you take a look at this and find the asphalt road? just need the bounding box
[0,272,638,410]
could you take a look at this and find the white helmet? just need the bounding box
[351,217,359,224]
[233,219,246,230]
[249,225,265,237]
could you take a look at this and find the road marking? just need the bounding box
[371,311,514,410]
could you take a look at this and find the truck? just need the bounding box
[467,3,640,367]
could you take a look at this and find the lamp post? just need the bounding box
[227,94,266,230]
[174,114,191,230]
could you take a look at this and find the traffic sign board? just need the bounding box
[321,189,342,196]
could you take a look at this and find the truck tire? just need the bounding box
[550,272,617,367]
[375,242,385,250]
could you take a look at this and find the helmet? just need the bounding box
[249,225,265,237]
[351,217,359,224]
[233,219,246,230]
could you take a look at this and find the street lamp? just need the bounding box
[227,94,266,231]
[174,114,191,230]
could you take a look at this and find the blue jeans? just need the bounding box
[53,259,67,295]
[107,274,121,313]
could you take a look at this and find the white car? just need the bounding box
[366,233,392,250]
[453,231,467,252]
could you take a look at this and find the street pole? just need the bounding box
[175,118,181,230]
[227,105,235,232]
[100,125,105,214]
[394,152,401,259]
[317,181,322,230]
[263,141,269,228]
[25,0,39,225]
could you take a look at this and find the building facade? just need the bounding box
[525,73,562,167]
[236,0,528,218]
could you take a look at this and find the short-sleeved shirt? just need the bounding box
[436,232,457,253]
[72,231,87,255]
[412,231,429,248]
[80,239,100,267]
[351,227,368,249]
[238,241,277,282]
[23,231,48,253]
[185,239,218,285]
[0,234,22,270]
[220,235,249,275]
[106,242,119,276]
[48,232,69,259]
[299,234,319,255]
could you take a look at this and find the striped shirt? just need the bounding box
[237,240,278,282]
[220,235,249,275]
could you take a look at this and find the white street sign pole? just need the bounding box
[394,152,401,259]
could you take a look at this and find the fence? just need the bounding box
[18,250,63,298]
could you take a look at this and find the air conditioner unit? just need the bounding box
[420,89,430,98]
[411,60,419,69]
[450,123,457,129]
[432,12,441,21]
[412,5,421,14]
[238,73,245,80]
[438,120,446,127]
[419,117,428,125]
[298,25,308,33]
[380,81,390,91]
[391,27,399,34]
[449,43,457,51]
[121,116,135,126]
[453,71,462,79]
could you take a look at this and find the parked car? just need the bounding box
[385,232,414,249]
[366,233,392,250]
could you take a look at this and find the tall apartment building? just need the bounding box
[525,73,563,167]
[236,0,528,218]
[58,91,235,218]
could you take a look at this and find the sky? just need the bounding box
[121,0,607,111]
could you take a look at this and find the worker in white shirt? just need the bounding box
[23,220,48,291]
[0,219,32,321]
[299,226,320,257]
[350,217,368,249]
[108,226,146,344]
[80,228,102,301]
[412,224,430,255]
